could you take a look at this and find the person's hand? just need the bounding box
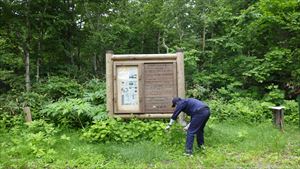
[183,123,190,131]
[165,119,175,131]
[165,125,171,131]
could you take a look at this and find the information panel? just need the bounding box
[117,66,139,112]
[106,50,185,118]
[144,63,176,113]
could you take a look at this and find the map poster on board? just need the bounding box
[117,66,139,112]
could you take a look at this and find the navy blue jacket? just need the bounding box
[171,98,208,120]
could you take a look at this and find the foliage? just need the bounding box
[0,0,300,167]
[83,79,106,105]
[0,112,24,131]
[1,121,300,169]
[263,84,285,106]
[208,97,298,125]
[1,119,59,163]
[36,76,83,100]
[283,100,299,125]
[41,98,107,128]
[208,97,273,123]
[24,120,59,158]
[81,118,167,143]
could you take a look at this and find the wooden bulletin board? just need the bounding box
[106,50,185,119]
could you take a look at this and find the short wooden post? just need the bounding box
[23,106,32,122]
[269,106,284,131]
[106,51,114,116]
[176,49,187,126]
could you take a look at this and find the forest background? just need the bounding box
[0,0,300,168]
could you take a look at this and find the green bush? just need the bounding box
[0,94,23,115]
[208,97,298,124]
[81,118,167,143]
[3,120,59,160]
[0,112,24,131]
[83,79,106,105]
[25,120,59,158]
[36,76,83,100]
[41,98,107,128]
[263,85,285,106]
[283,100,299,125]
[208,97,273,123]
[17,92,50,119]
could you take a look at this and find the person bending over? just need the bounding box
[166,97,211,156]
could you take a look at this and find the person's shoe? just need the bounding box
[184,149,193,157]
[199,145,206,150]
[197,145,206,151]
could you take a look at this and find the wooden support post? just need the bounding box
[106,51,114,117]
[111,54,177,60]
[176,49,187,126]
[113,113,172,119]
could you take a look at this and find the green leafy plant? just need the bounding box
[81,118,167,143]
[208,97,273,123]
[0,112,24,131]
[4,120,59,160]
[264,85,285,106]
[36,76,83,100]
[25,120,59,156]
[41,98,107,128]
[83,79,106,105]
[282,100,298,125]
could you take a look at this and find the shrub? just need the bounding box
[83,79,106,105]
[208,97,298,124]
[0,112,24,131]
[208,97,273,123]
[283,100,298,125]
[81,118,167,143]
[4,120,59,159]
[40,98,107,128]
[36,76,83,100]
[24,120,59,158]
[263,85,285,106]
[17,92,49,119]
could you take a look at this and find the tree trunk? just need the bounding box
[202,23,206,52]
[93,52,97,73]
[70,52,75,65]
[162,37,169,53]
[157,31,161,54]
[25,48,31,92]
[141,34,145,53]
[24,0,31,92]
[98,54,105,76]
[36,58,40,82]
[36,39,41,82]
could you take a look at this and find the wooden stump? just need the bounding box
[24,106,32,122]
[269,106,284,131]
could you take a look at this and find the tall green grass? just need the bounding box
[1,121,299,169]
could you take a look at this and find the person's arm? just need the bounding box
[165,101,186,130]
[171,101,186,120]
[165,119,175,130]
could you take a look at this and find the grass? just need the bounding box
[1,121,300,169]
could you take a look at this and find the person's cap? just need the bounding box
[171,97,181,107]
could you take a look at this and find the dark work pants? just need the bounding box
[186,108,210,152]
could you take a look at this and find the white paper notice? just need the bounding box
[117,66,139,111]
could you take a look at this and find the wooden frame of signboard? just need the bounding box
[106,49,185,120]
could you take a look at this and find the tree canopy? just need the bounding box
[1,0,299,99]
